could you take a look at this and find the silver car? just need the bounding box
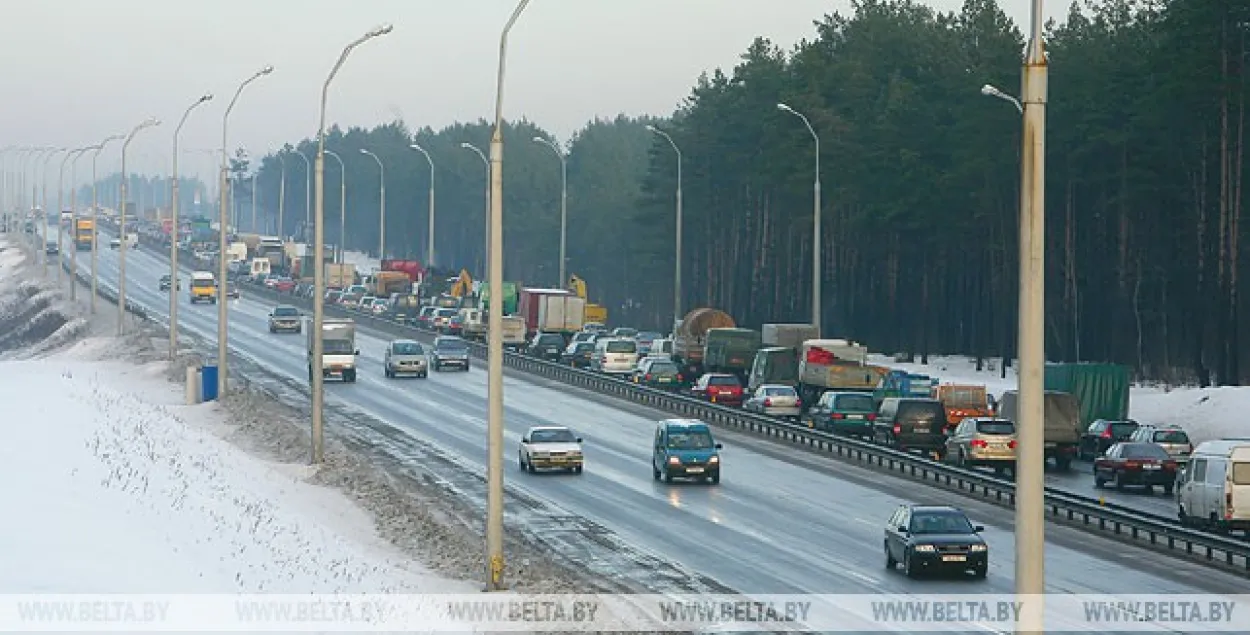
[518,425,584,473]
[384,339,428,379]
[1129,425,1193,463]
[743,384,803,419]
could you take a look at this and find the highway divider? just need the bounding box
[227,277,1250,577]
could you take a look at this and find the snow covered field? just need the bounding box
[873,354,1249,445]
[0,335,473,594]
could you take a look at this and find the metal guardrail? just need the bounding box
[122,239,1250,576]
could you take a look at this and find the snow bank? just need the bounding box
[0,357,471,593]
[342,250,379,275]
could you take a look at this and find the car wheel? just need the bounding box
[527,458,537,474]
[1094,471,1105,488]
[572,466,583,474]
[1115,471,1126,490]
[1163,484,1174,496]
[384,367,392,378]
[885,544,897,569]
[652,462,660,481]
[518,453,526,471]
[903,552,918,578]
[663,466,673,483]
[1055,456,1072,471]
[709,472,720,485]
[973,563,988,579]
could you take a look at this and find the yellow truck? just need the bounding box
[567,274,608,324]
[189,271,217,304]
[74,219,94,251]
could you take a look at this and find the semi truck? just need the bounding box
[308,317,358,383]
[74,218,94,251]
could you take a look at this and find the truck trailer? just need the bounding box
[307,317,358,383]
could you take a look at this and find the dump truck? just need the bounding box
[932,383,993,430]
[796,339,885,406]
[1043,363,1130,429]
[703,327,762,381]
[368,270,411,297]
[307,317,358,383]
[672,308,736,376]
[74,218,94,251]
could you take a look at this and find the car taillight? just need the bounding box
[1009,440,1018,449]
[1227,491,1234,519]
[677,374,683,382]
[1164,461,1177,470]
[892,424,901,435]
[795,398,801,407]
[1124,460,1141,469]
[971,439,988,448]
[1101,428,1112,439]
[764,398,772,407]
[867,413,876,421]
[645,374,652,381]
[831,412,845,419]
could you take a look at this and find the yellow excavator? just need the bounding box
[450,269,473,297]
[568,274,608,325]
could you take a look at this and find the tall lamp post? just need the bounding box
[461,142,489,276]
[219,65,275,400]
[359,149,386,260]
[776,103,822,335]
[409,143,435,268]
[485,0,533,592]
[171,93,214,360]
[276,153,287,237]
[68,145,99,302]
[323,150,346,263]
[251,171,258,232]
[57,147,92,286]
[292,149,311,243]
[312,25,393,464]
[645,125,683,330]
[90,136,124,314]
[39,148,66,274]
[532,136,567,286]
[119,118,162,336]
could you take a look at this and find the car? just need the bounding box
[430,336,471,372]
[632,357,683,389]
[611,327,638,339]
[1093,441,1179,494]
[651,419,722,484]
[267,305,302,333]
[944,417,1017,473]
[743,384,802,419]
[45,241,58,255]
[518,425,584,474]
[689,373,743,405]
[1128,425,1193,463]
[109,238,121,249]
[384,339,428,379]
[884,504,988,578]
[634,331,662,355]
[561,341,596,368]
[159,274,181,291]
[526,333,566,361]
[806,390,877,438]
[1078,419,1140,460]
[226,281,240,299]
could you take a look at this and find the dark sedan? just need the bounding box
[560,342,595,368]
[1093,442,1178,494]
[884,504,988,578]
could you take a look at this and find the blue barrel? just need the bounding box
[201,365,219,401]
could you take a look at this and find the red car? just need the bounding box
[690,373,744,406]
[273,277,296,293]
[1093,442,1179,494]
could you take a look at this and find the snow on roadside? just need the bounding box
[0,345,474,594]
[342,250,379,275]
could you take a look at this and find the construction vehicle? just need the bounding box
[450,269,474,298]
[672,308,735,377]
[307,317,358,383]
[796,339,884,406]
[932,383,993,430]
[74,218,94,251]
[568,274,608,325]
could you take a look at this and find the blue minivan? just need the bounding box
[652,419,723,484]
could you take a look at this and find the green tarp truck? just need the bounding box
[1043,363,1130,428]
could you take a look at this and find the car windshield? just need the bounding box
[575,343,594,353]
[708,376,738,387]
[324,340,354,355]
[538,336,563,345]
[636,332,661,342]
[976,420,1015,435]
[1110,421,1139,437]
[438,340,467,351]
[1233,462,1250,486]
[909,512,974,535]
[648,362,679,374]
[273,307,298,317]
[437,309,457,317]
[606,340,636,353]
[1121,443,1170,460]
[835,393,875,411]
[530,429,576,444]
[614,328,637,337]
[763,386,796,397]
[1153,430,1189,444]
[393,343,423,355]
[191,278,214,288]
[667,430,714,450]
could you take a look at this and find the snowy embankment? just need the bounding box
[873,354,1249,445]
[341,250,380,275]
[0,337,470,594]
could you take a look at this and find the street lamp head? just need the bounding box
[645,125,658,133]
[199,94,214,104]
[460,142,473,149]
[980,84,999,96]
[369,24,394,37]
[259,65,274,76]
[777,102,794,113]
[532,136,544,143]
[409,143,423,150]
[359,148,369,155]
[143,117,161,127]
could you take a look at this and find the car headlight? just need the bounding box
[970,544,987,552]
[667,456,681,465]
[913,545,936,552]
[531,452,549,458]
[708,456,719,463]
[569,450,583,457]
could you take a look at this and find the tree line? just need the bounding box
[89,0,1249,386]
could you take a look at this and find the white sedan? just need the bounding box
[743,384,803,420]
[518,426,584,474]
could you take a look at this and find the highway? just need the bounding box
[37,224,1249,627]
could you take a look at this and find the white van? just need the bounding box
[592,337,638,375]
[647,337,674,359]
[1176,439,1250,532]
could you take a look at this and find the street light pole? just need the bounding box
[461,142,489,276]
[359,149,386,260]
[485,0,532,592]
[324,150,346,263]
[293,149,311,243]
[313,25,394,465]
[777,103,822,335]
[119,118,163,336]
[219,65,275,400]
[172,94,214,360]
[410,143,435,268]
[276,153,286,237]
[57,148,91,286]
[251,172,258,232]
[39,149,66,275]
[90,137,123,314]
[69,145,98,302]
[645,125,683,329]
[532,136,567,286]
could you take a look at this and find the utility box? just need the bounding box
[201,365,219,401]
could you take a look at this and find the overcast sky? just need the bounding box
[1,0,1059,176]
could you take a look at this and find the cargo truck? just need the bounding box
[496,315,527,351]
[480,281,518,316]
[672,307,736,377]
[996,389,1081,470]
[746,324,821,392]
[796,339,886,406]
[324,263,356,289]
[307,317,358,383]
[518,288,583,337]
[703,327,762,381]
[368,270,412,297]
[1043,363,1130,429]
[189,271,217,304]
[74,218,94,250]
[932,383,993,430]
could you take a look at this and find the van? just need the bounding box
[996,389,1081,470]
[873,398,948,457]
[189,271,217,304]
[652,419,722,484]
[592,337,638,375]
[1176,439,1250,532]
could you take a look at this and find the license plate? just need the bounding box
[686,467,704,474]
[941,555,966,562]
[1143,464,1160,470]
[547,348,558,353]
[991,444,1008,450]
[913,427,929,434]
[659,377,671,383]
[848,414,863,420]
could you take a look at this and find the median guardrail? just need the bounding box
[117,236,1250,576]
